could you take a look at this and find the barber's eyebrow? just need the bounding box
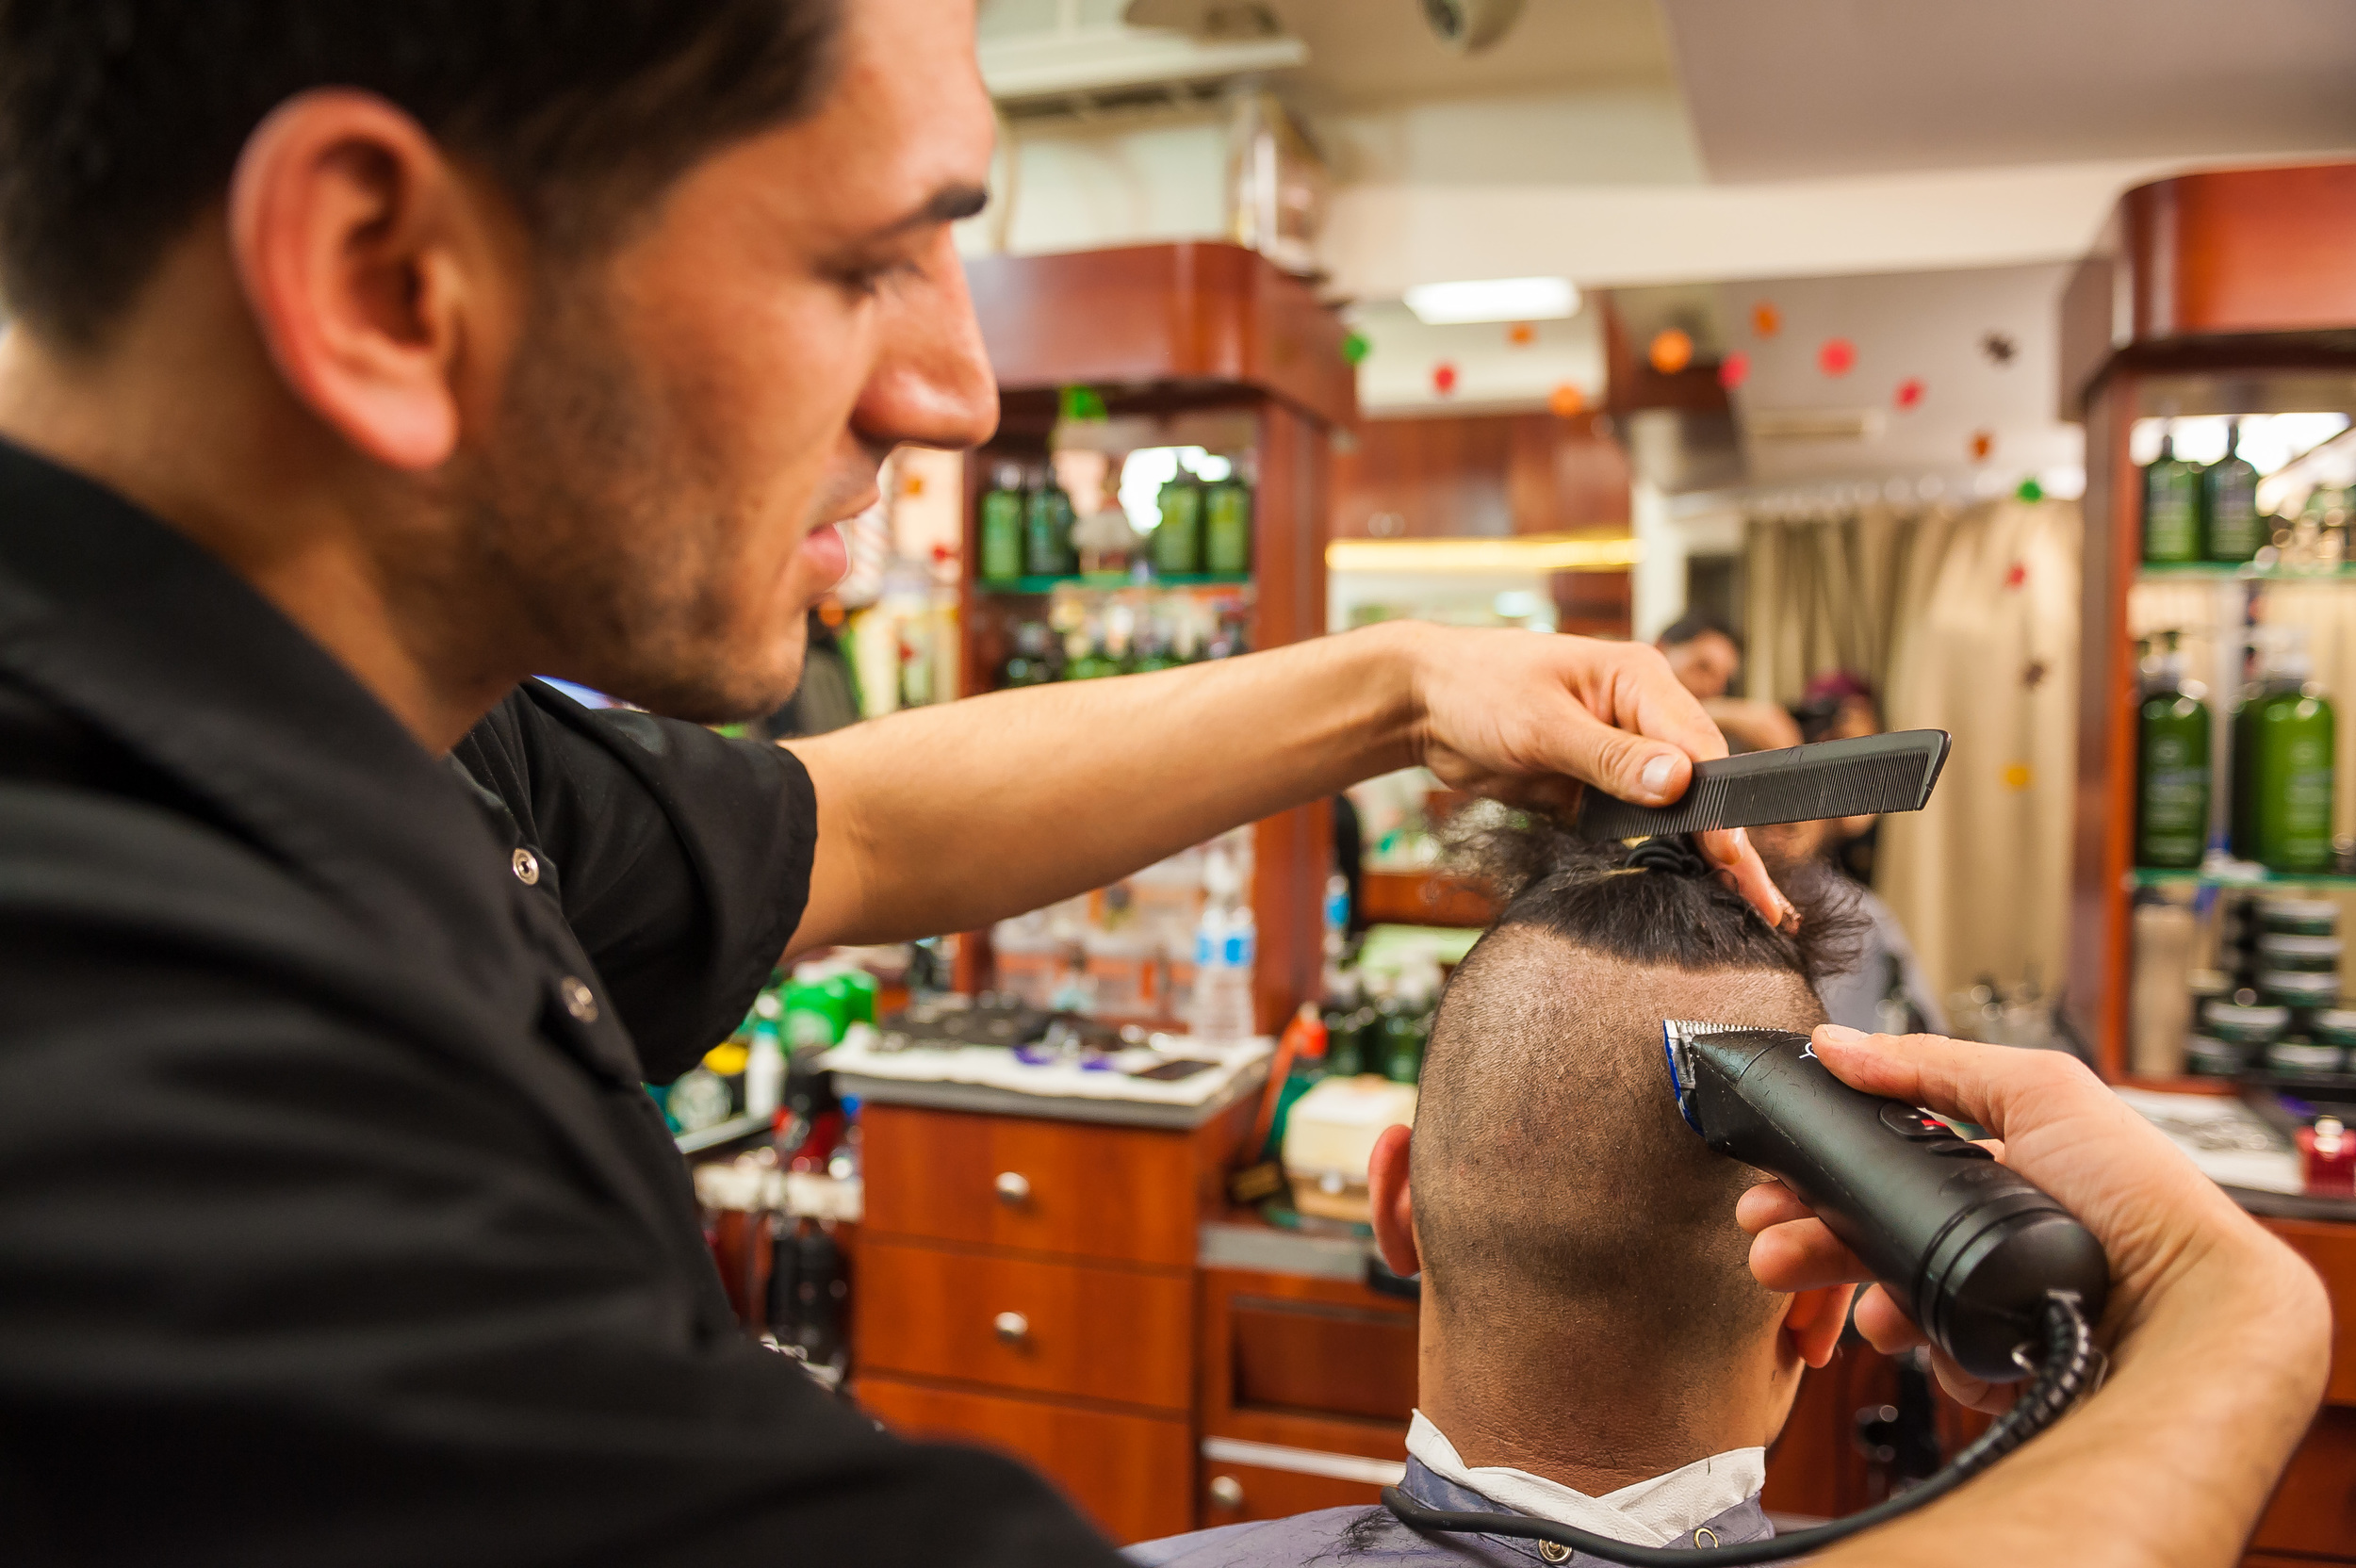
[866,182,990,238]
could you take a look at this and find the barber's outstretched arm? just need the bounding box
[1745,1026,2331,1568]
[784,620,1792,952]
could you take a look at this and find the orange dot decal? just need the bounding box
[1649,329,1693,375]
[1718,351,1750,391]
[1507,322,1536,348]
[1546,382,1588,418]
[1971,429,1995,463]
[1818,337,1856,377]
[1752,302,1781,337]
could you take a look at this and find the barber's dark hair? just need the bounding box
[0,0,845,347]
[1657,611,1742,657]
[1407,809,1865,1380]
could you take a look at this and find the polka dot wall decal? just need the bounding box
[1432,362,1458,396]
[1818,337,1856,377]
[1752,302,1781,337]
[1895,378,1923,410]
[1507,322,1536,348]
[1719,351,1750,391]
[1547,382,1588,417]
[1648,329,1693,374]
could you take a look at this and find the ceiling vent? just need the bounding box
[1745,407,1887,444]
[984,4,1306,120]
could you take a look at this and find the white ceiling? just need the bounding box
[1661,0,2356,181]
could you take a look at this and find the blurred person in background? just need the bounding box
[1657,612,1799,754]
[1793,670,1884,885]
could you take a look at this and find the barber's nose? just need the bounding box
[856,241,999,452]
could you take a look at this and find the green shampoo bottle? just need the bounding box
[2233,629,2336,874]
[2135,632,2211,869]
[2142,424,2201,564]
[2203,418,2264,564]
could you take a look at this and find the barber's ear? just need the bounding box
[1781,1282,1858,1370]
[228,89,502,470]
[1366,1122,1421,1279]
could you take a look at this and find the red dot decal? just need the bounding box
[1894,378,1923,410]
[1818,338,1856,377]
[1718,351,1751,390]
[1432,362,1458,395]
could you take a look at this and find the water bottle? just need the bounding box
[1191,850,1257,1043]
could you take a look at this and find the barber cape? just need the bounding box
[1126,1414,1771,1568]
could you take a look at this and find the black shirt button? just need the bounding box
[559,975,597,1023]
[512,847,541,886]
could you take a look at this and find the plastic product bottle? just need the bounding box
[1383,962,1439,1085]
[1204,472,1253,575]
[1190,849,1257,1043]
[2204,418,2265,564]
[2233,627,2336,874]
[2135,631,2212,869]
[979,463,1025,582]
[744,1015,787,1121]
[2142,423,2201,564]
[1023,468,1076,578]
[1153,467,1204,576]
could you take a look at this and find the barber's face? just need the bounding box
[467,0,997,721]
[1662,630,1740,701]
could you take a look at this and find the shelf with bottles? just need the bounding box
[973,571,1254,596]
[2131,868,2356,890]
[2136,412,2353,573]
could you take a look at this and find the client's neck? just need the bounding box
[1416,1319,1782,1496]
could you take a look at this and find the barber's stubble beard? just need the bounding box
[447,266,811,726]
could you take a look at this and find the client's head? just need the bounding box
[1366,816,1866,1490]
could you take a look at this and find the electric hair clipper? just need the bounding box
[1662,1021,2108,1382]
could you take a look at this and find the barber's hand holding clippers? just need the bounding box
[1741,1025,2331,1565]
[1399,626,1796,931]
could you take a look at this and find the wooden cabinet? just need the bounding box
[851,1094,1253,1545]
[1331,411,1628,541]
[857,1376,1192,1547]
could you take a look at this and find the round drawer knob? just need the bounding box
[1207,1475,1245,1510]
[992,1311,1030,1344]
[993,1170,1031,1204]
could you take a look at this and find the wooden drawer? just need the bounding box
[861,1102,1203,1266]
[1200,1449,1400,1526]
[2265,1217,2356,1407]
[859,1374,1191,1545]
[857,1238,1194,1412]
[2252,1405,2356,1559]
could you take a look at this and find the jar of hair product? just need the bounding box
[2266,1037,2347,1076]
[2258,897,2340,938]
[2257,934,2342,973]
[2185,1034,2249,1077]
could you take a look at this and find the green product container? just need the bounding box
[826,971,878,1027]
[2259,970,2338,1017]
[1153,478,1203,575]
[2135,687,2210,868]
[1024,482,1075,577]
[783,978,846,1049]
[979,479,1024,582]
[2259,897,2340,937]
[1381,1008,1428,1085]
[2203,1000,2289,1047]
[2240,680,2335,874]
[2267,1037,2347,1075]
[1322,1005,1365,1076]
[1204,479,1253,576]
[2202,419,2264,563]
[2142,433,2201,563]
[2311,1008,2356,1050]
[2257,934,2341,973]
[2184,1034,2249,1077]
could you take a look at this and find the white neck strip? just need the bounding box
[1405,1411,1764,1548]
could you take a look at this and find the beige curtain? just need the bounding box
[1742,502,1942,707]
[1876,498,2082,1004]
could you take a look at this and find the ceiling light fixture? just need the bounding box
[1403,276,1579,326]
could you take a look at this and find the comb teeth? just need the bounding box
[1574,729,1950,840]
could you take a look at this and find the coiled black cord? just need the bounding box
[1382,1292,2097,1566]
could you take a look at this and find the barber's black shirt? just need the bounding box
[0,441,1118,1566]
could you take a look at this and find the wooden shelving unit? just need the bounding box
[950,242,1357,1031]
[2062,161,2356,1079]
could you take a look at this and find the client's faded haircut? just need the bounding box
[1411,815,1866,1370]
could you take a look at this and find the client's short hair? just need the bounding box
[1412,817,1863,1370]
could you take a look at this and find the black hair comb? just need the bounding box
[1574,730,1952,841]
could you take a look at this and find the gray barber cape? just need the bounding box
[1125,1456,1772,1568]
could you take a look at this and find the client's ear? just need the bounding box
[1781,1282,1859,1369]
[1367,1123,1421,1279]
